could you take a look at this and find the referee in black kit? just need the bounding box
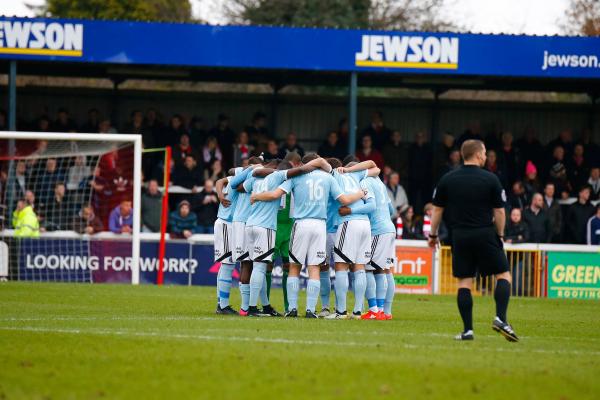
[428,140,519,342]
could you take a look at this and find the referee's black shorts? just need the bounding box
[451,227,509,278]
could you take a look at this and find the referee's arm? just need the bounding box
[493,207,506,240]
[428,206,444,248]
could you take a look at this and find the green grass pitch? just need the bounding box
[0,282,599,400]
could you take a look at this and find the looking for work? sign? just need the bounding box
[547,252,600,300]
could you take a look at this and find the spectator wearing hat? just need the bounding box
[542,182,562,243]
[586,204,600,245]
[169,200,198,239]
[546,146,571,198]
[587,167,600,200]
[523,161,542,199]
[565,185,595,244]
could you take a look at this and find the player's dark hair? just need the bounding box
[266,159,281,168]
[247,156,262,165]
[278,160,292,170]
[302,153,319,163]
[326,158,342,169]
[342,155,359,165]
[283,152,301,164]
[460,140,485,161]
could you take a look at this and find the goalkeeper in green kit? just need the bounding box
[272,152,301,312]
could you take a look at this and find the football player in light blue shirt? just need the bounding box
[213,167,244,315]
[341,160,396,320]
[326,158,379,319]
[252,154,365,318]
[228,156,264,315]
[244,158,336,317]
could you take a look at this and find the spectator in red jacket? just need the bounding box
[356,135,384,170]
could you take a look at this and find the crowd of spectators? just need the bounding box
[1,106,599,244]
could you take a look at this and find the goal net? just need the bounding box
[0,132,142,284]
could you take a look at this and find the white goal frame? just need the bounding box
[0,131,143,284]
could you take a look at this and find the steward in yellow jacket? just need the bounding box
[12,201,40,238]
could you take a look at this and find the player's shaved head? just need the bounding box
[461,140,485,161]
[248,156,262,165]
[326,158,342,169]
[345,161,358,167]
[278,160,292,170]
[342,155,359,166]
[284,152,301,164]
[302,153,319,163]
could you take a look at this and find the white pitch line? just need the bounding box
[1,316,600,343]
[1,326,599,357]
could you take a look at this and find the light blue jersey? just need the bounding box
[326,197,338,233]
[331,170,372,224]
[361,176,395,236]
[233,174,256,223]
[217,167,243,223]
[246,170,288,230]
[279,170,343,220]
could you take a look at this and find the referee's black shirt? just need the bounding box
[432,165,506,231]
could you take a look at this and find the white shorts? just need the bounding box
[334,219,371,265]
[213,218,233,264]
[289,219,326,266]
[246,225,276,262]
[326,232,336,268]
[231,221,249,262]
[367,233,396,271]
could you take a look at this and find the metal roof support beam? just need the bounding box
[110,78,124,130]
[6,60,17,224]
[348,72,358,156]
[8,60,17,132]
[270,83,284,138]
[589,92,599,135]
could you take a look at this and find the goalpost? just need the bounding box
[0,131,143,284]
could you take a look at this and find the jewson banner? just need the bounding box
[547,251,600,300]
[1,17,600,79]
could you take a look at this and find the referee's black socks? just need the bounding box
[494,279,511,323]
[457,288,473,332]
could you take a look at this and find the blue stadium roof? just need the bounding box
[1,16,599,92]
